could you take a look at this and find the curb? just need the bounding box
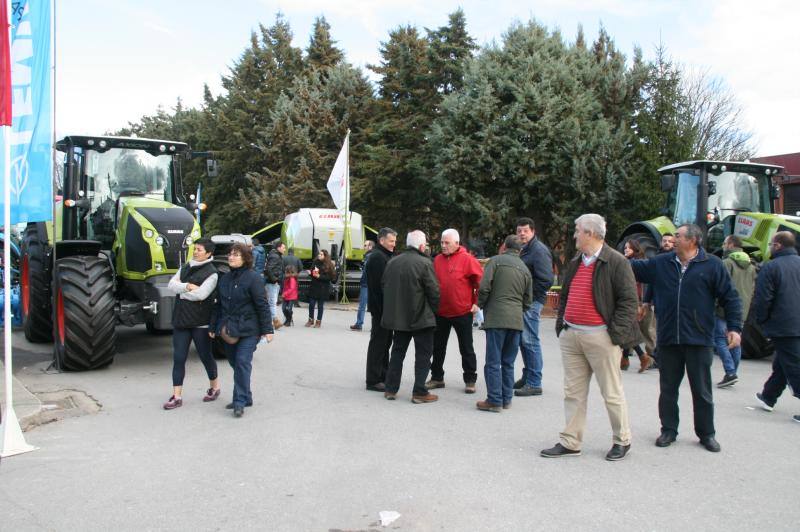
[0,359,44,432]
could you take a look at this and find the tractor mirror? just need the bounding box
[707,181,717,196]
[771,185,781,200]
[660,174,675,192]
[206,159,218,177]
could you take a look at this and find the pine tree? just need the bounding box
[306,16,344,71]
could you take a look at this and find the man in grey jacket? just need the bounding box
[382,231,441,404]
[476,235,533,412]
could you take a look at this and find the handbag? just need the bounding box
[219,322,240,345]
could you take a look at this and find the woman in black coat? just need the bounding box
[305,249,335,328]
[210,242,273,417]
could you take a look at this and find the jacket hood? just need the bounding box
[188,257,214,267]
[727,250,752,268]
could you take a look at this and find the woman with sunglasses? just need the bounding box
[210,242,273,417]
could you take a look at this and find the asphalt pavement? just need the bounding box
[1,305,798,531]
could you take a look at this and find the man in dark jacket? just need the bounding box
[754,231,800,423]
[476,235,532,412]
[252,238,266,275]
[630,224,742,453]
[541,214,639,461]
[265,241,286,330]
[364,228,397,391]
[514,217,554,397]
[382,230,441,404]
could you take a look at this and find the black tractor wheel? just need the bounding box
[617,232,659,258]
[741,312,774,360]
[53,256,117,371]
[21,223,53,342]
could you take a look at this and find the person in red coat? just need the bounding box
[426,228,484,394]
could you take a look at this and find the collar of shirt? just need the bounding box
[674,249,699,273]
[581,246,602,267]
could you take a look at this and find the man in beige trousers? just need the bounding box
[541,214,641,461]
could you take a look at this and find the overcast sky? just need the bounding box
[55,0,799,156]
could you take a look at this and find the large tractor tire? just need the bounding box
[54,256,117,371]
[741,312,774,360]
[20,223,53,342]
[617,232,659,258]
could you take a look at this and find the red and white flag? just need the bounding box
[0,2,11,126]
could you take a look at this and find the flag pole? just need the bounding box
[339,129,350,304]
[1,0,36,458]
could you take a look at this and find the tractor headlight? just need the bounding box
[154,263,163,272]
[159,144,166,153]
[144,229,154,239]
[192,229,200,238]
[184,236,193,246]
[155,236,165,246]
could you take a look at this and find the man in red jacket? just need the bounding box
[426,229,484,394]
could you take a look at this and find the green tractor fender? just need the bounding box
[617,216,676,257]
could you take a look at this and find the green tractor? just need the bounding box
[618,160,800,358]
[20,136,202,370]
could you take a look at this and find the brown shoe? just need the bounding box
[384,392,396,400]
[425,379,445,390]
[638,353,654,373]
[620,355,630,371]
[411,393,439,404]
[502,402,511,410]
[272,318,283,330]
[314,320,321,328]
[304,318,314,327]
[465,382,476,394]
[476,400,501,413]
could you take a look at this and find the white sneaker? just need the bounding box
[755,392,774,412]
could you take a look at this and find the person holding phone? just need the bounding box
[306,249,335,328]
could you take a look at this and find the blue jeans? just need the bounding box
[519,301,544,387]
[224,335,259,408]
[484,328,521,406]
[266,283,279,323]
[355,285,368,327]
[713,317,741,376]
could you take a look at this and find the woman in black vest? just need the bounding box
[210,242,273,417]
[163,238,220,410]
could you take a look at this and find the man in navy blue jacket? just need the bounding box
[753,231,800,423]
[630,224,742,452]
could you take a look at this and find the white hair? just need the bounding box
[406,230,427,250]
[441,228,460,243]
[575,213,607,240]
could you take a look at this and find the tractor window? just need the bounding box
[80,148,173,248]
[669,172,699,227]
[707,172,772,216]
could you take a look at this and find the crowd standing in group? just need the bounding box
[162,215,800,444]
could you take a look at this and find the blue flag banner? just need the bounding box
[0,0,53,224]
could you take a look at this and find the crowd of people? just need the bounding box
[160,217,800,457]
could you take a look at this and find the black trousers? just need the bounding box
[385,328,435,396]
[760,336,800,405]
[658,345,715,439]
[365,312,393,386]
[430,313,477,383]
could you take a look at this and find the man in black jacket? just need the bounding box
[514,217,554,397]
[382,230,441,403]
[754,231,800,422]
[265,241,286,330]
[364,228,397,391]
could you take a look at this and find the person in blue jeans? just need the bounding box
[514,217,553,397]
[351,240,374,330]
[475,235,533,412]
[210,243,273,418]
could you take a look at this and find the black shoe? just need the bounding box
[233,407,244,417]
[755,392,774,412]
[655,431,677,447]
[793,415,800,423]
[540,443,581,458]
[717,374,738,388]
[513,377,525,390]
[514,385,542,397]
[366,383,386,392]
[605,444,631,461]
[699,437,721,452]
[225,401,253,409]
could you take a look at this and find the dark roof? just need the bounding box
[658,160,783,175]
[751,153,800,176]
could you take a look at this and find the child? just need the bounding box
[282,265,299,326]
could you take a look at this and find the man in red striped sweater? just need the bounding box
[541,214,642,461]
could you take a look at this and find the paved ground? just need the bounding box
[1,305,798,531]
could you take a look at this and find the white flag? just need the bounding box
[326,132,349,211]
